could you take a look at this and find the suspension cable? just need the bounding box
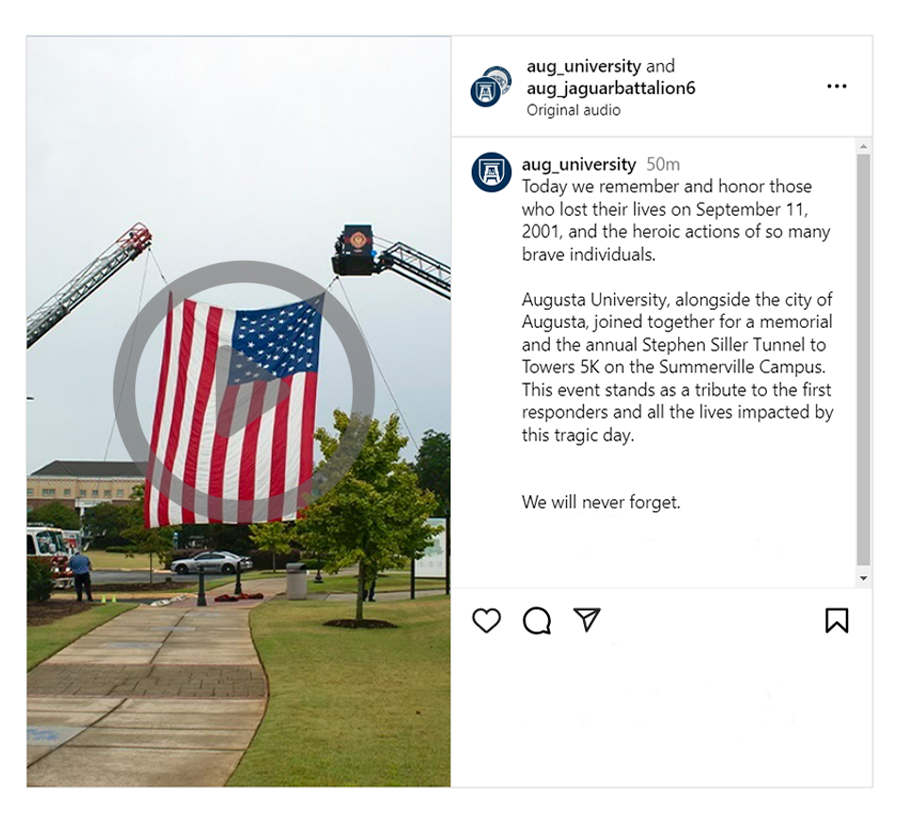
[103,251,150,461]
[333,276,419,452]
[149,248,169,285]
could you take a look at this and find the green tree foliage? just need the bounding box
[414,430,450,516]
[82,502,133,547]
[207,523,254,554]
[298,411,441,622]
[28,501,80,530]
[249,522,293,572]
[176,523,254,554]
[27,558,54,602]
[120,485,174,581]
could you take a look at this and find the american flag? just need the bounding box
[145,293,324,527]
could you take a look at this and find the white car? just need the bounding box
[171,551,253,575]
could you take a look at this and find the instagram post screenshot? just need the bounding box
[5,8,899,825]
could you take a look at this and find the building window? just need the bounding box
[63,489,72,497]
[79,489,86,497]
[27,488,34,496]
[117,489,124,497]
[91,490,99,498]
[104,489,111,497]
[42,489,55,497]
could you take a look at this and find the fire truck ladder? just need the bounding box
[375,241,451,300]
[26,223,152,349]
[331,226,450,301]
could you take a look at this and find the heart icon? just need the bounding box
[472,608,502,634]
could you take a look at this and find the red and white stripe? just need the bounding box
[145,296,318,527]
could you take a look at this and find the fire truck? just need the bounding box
[26,525,74,588]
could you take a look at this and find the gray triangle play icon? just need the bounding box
[214,345,291,437]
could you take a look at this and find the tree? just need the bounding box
[122,521,174,583]
[298,411,441,623]
[249,522,292,572]
[82,502,133,547]
[207,523,254,554]
[27,558,54,602]
[414,430,450,517]
[120,485,174,582]
[28,501,80,530]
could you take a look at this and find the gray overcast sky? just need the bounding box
[27,37,450,473]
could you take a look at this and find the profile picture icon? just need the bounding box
[483,66,512,95]
[470,66,511,108]
[471,76,502,107]
[471,151,512,192]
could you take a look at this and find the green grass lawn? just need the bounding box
[27,603,136,670]
[83,550,157,570]
[205,570,443,596]
[229,597,450,787]
[305,572,445,594]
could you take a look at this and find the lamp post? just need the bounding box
[314,551,323,584]
[197,567,207,607]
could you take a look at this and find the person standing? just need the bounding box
[69,550,93,603]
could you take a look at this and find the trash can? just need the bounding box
[286,563,308,600]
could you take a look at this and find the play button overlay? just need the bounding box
[573,607,601,633]
[214,345,291,438]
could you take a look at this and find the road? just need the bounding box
[91,570,230,586]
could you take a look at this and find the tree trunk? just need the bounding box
[356,561,366,623]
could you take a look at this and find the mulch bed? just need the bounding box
[27,601,93,626]
[91,581,186,592]
[324,619,398,629]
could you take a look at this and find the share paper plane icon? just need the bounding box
[573,608,601,633]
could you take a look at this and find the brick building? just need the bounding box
[27,460,146,515]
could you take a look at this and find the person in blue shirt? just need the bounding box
[69,551,93,603]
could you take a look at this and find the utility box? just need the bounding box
[286,563,308,600]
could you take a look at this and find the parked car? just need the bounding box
[170,551,253,575]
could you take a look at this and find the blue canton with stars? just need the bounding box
[227,295,324,385]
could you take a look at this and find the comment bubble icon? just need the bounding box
[523,606,552,635]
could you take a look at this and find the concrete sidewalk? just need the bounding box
[27,579,285,787]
